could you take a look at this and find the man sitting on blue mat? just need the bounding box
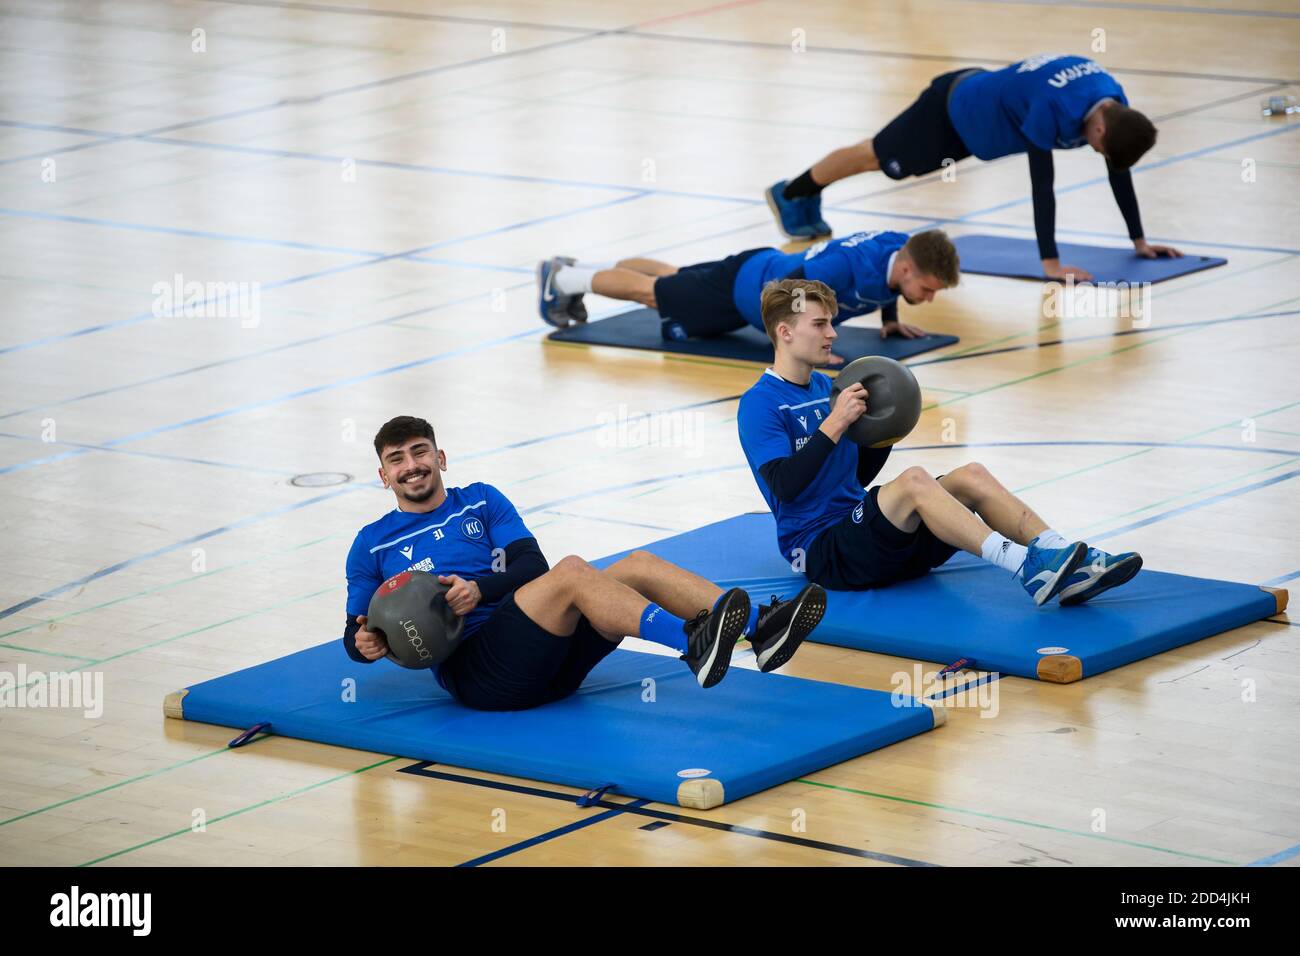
[766,53,1181,281]
[736,280,1143,606]
[537,229,959,363]
[342,416,827,710]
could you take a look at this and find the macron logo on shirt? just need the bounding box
[400,545,413,560]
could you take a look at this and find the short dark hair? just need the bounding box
[903,230,960,287]
[759,278,838,346]
[1102,105,1157,170]
[373,416,436,460]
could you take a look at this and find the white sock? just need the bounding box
[554,266,596,295]
[577,260,615,271]
[1033,529,1069,550]
[981,532,1028,576]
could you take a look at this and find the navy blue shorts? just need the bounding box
[436,593,621,711]
[873,69,978,180]
[653,248,762,338]
[805,485,959,590]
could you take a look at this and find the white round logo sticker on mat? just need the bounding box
[1037,646,1070,655]
[677,768,712,778]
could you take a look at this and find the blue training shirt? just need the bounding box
[345,482,533,646]
[947,54,1128,160]
[736,369,865,561]
[732,230,909,331]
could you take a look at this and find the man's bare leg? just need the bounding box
[614,258,678,277]
[512,555,661,642]
[602,550,721,620]
[809,138,881,188]
[938,463,1049,544]
[875,465,992,555]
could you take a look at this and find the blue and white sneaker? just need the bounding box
[1018,540,1088,606]
[537,256,579,328]
[765,180,831,239]
[1058,547,1143,606]
[556,256,588,325]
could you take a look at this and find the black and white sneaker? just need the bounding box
[750,585,826,673]
[682,588,750,689]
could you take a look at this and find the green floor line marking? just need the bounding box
[920,384,972,395]
[1178,397,1300,442]
[0,746,230,827]
[663,354,765,372]
[1012,447,1154,494]
[795,778,1237,865]
[1258,427,1300,438]
[934,258,1295,363]
[1012,395,1300,496]
[79,756,400,866]
[935,324,1198,408]
[1152,253,1296,300]
[82,587,339,670]
[0,642,95,661]
[0,534,339,641]
[1071,455,1300,536]
[935,291,1300,413]
[13,587,340,689]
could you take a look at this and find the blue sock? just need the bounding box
[743,603,759,638]
[639,603,688,653]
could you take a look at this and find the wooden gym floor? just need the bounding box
[1,0,1297,867]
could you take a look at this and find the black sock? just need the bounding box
[782,169,823,200]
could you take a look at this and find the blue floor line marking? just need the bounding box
[457,800,650,867]
[7,117,1297,256]
[1261,568,1300,586]
[924,122,1300,230]
[0,485,364,620]
[3,439,1293,624]
[954,0,1300,20]
[0,192,646,356]
[0,24,620,169]
[0,431,299,476]
[1247,842,1300,866]
[401,763,937,866]
[1090,468,1300,542]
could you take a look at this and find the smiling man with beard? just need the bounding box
[341,416,827,710]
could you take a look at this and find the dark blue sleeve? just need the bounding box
[345,531,381,619]
[1027,148,1059,261]
[856,445,891,486]
[342,614,373,664]
[1107,162,1144,240]
[758,431,836,503]
[474,536,549,605]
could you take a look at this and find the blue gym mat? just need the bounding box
[166,644,942,809]
[548,307,958,363]
[594,513,1284,683]
[952,235,1226,284]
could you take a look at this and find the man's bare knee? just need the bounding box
[553,554,593,581]
[898,465,936,499]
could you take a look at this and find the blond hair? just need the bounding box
[759,278,838,347]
